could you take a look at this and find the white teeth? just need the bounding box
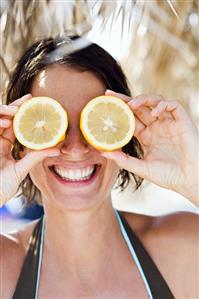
[53,166,95,181]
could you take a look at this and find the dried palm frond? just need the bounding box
[121,0,199,123]
[0,0,92,99]
[0,0,198,125]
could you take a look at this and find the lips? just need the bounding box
[49,164,101,184]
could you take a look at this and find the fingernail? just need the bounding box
[7,105,18,111]
[151,109,158,117]
[22,94,32,100]
[151,112,156,117]
[101,152,112,158]
[130,98,139,107]
[0,119,11,127]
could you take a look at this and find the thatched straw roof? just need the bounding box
[1,0,198,122]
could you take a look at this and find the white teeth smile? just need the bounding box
[53,166,96,181]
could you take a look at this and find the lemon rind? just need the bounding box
[13,97,68,150]
[80,95,135,151]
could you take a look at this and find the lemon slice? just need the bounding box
[13,96,68,150]
[80,95,135,151]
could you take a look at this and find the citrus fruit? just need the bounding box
[80,95,135,151]
[13,97,68,150]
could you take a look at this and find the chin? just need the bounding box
[43,190,107,212]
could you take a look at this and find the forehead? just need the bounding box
[31,64,106,110]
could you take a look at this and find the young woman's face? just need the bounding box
[29,64,120,211]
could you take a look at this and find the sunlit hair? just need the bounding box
[5,36,144,204]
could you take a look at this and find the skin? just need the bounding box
[29,66,120,212]
[0,65,199,299]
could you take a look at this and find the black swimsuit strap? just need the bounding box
[118,212,175,299]
[12,217,43,299]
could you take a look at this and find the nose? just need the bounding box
[58,127,91,157]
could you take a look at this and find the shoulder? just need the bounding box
[122,211,199,298]
[122,210,199,242]
[143,212,199,265]
[0,219,39,298]
[150,211,199,244]
[0,218,39,255]
[151,212,199,267]
[122,211,199,259]
[0,230,26,266]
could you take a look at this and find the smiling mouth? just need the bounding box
[49,164,100,183]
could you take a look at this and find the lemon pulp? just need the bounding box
[80,95,135,151]
[14,97,68,150]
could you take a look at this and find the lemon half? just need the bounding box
[80,95,135,151]
[13,96,68,150]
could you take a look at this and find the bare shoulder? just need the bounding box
[0,219,39,299]
[0,218,39,255]
[122,211,199,260]
[122,211,199,298]
[144,211,199,263]
[154,211,199,234]
[149,211,199,250]
[122,210,199,243]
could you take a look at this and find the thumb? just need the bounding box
[15,149,60,182]
[101,150,147,179]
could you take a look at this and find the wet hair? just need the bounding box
[5,36,143,204]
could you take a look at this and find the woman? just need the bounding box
[0,37,198,299]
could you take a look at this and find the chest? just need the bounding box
[2,228,197,299]
[38,257,149,299]
[2,248,197,299]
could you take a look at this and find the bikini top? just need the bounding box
[11,210,175,299]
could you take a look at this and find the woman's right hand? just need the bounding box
[0,94,60,207]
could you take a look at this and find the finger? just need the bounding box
[0,105,18,116]
[101,150,147,179]
[104,90,147,133]
[0,119,12,136]
[1,94,32,142]
[134,116,145,137]
[158,100,190,122]
[104,90,147,136]
[0,119,12,128]
[0,112,16,145]
[129,94,164,109]
[105,90,131,103]
[151,101,174,120]
[0,94,31,122]
[133,106,157,126]
[129,95,172,123]
[0,124,16,150]
[15,149,60,182]
[0,137,13,155]
[8,94,32,107]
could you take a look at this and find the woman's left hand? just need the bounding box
[102,90,199,206]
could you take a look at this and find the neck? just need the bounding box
[42,200,121,275]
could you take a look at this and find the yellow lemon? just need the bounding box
[13,97,68,150]
[80,95,135,151]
